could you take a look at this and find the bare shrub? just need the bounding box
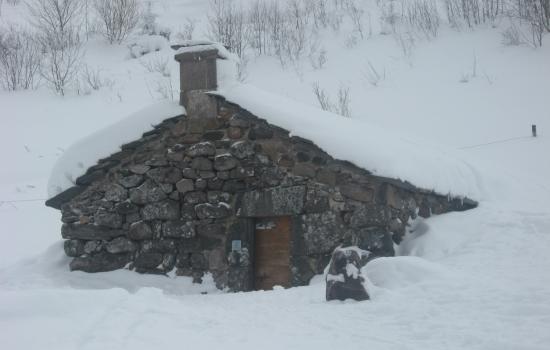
[94,0,140,44]
[207,0,248,58]
[312,82,352,117]
[336,85,351,118]
[443,0,505,28]
[312,81,334,112]
[248,0,269,55]
[501,23,522,45]
[378,0,401,35]
[346,0,365,39]
[404,0,440,39]
[139,55,170,77]
[39,28,83,95]
[0,26,41,90]
[80,64,113,90]
[363,60,386,87]
[154,78,175,100]
[175,18,197,41]
[26,0,83,40]
[511,0,549,47]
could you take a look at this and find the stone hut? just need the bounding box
[46,43,476,292]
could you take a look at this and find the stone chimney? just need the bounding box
[174,44,219,120]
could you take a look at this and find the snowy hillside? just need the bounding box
[1,0,549,349]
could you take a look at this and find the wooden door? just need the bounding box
[254,216,291,290]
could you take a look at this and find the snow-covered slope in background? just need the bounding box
[1,0,549,349]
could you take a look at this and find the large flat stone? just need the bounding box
[61,224,125,240]
[238,186,306,217]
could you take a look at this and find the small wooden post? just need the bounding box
[532,124,537,137]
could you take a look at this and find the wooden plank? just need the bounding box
[254,216,291,290]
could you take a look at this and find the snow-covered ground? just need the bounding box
[1,0,549,349]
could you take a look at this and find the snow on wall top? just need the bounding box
[215,82,481,199]
[172,40,238,61]
[47,102,185,199]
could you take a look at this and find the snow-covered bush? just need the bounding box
[127,35,167,58]
[140,1,171,40]
[0,26,41,91]
[94,0,140,44]
[175,18,197,41]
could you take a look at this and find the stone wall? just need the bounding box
[51,96,476,291]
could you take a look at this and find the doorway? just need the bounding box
[254,216,291,290]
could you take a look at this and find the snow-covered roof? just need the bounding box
[47,102,184,199]
[214,83,480,199]
[47,49,480,202]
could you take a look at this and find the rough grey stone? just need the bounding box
[62,224,124,240]
[106,237,138,254]
[352,228,394,257]
[349,204,389,228]
[128,164,151,175]
[187,142,216,157]
[64,239,84,257]
[118,174,144,188]
[248,124,274,140]
[163,220,195,238]
[141,200,180,220]
[84,240,103,254]
[195,178,208,190]
[207,177,224,190]
[176,178,194,194]
[134,252,164,269]
[129,221,153,240]
[229,113,251,128]
[239,186,305,217]
[195,203,231,219]
[230,167,255,179]
[104,184,128,202]
[326,248,369,301]
[115,201,139,215]
[339,184,374,202]
[300,211,345,255]
[94,209,123,229]
[182,168,198,179]
[70,252,130,273]
[229,141,254,159]
[129,180,167,204]
[191,157,213,171]
[214,154,239,171]
[184,191,206,205]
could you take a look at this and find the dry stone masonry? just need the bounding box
[47,97,476,291]
[46,43,476,292]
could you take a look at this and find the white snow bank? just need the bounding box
[364,256,448,291]
[47,102,184,198]
[216,82,481,198]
